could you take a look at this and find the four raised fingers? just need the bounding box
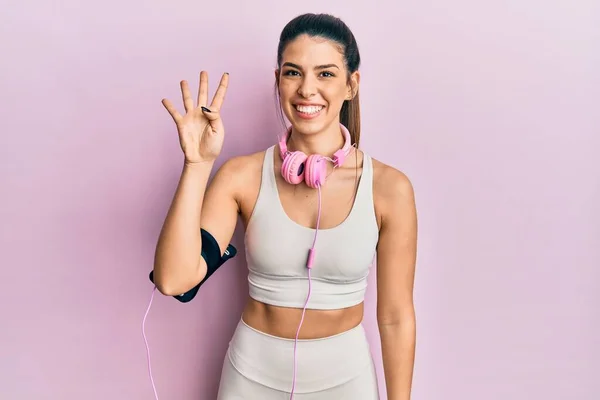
[163,71,229,118]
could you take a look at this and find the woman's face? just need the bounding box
[277,34,359,136]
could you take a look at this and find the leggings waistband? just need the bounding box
[226,318,374,394]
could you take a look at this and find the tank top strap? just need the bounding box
[347,151,376,224]
[251,145,279,218]
[356,152,374,203]
[262,145,276,188]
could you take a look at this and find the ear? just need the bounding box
[274,68,280,83]
[346,70,360,100]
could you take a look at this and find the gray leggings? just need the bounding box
[217,319,380,399]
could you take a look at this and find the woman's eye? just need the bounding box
[283,70,334,78]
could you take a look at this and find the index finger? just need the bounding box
[210,72,229,110]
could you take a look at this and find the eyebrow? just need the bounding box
[282,62,340,70]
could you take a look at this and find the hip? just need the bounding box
[224,317,376,394]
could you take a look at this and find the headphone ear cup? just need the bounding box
[281,151,308,185]
[304,154,328,188]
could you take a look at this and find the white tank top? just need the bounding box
[244,145,379,310]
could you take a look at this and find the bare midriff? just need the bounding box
[241,297,364,339]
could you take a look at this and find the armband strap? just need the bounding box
[148,228,237,303]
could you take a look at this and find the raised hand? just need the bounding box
[161,71,229,164]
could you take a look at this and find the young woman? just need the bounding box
[153,13,417,400]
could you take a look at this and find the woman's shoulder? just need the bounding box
[369,155,415,205]
[214,147,271,185]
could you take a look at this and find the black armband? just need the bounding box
[148,228,237,303]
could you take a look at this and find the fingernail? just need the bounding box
[201,106,211,113]
[225,72,229,75]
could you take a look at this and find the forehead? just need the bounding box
[281,34,345,67]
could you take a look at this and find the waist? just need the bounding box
[227,317,373,393]
[242,297,364,339]
[248,269,368,310]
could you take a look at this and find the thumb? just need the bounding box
[201,106,224,134]
[201,106,221,122]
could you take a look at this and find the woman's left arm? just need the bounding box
[375,168,418,400]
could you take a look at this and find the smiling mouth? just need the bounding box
[294,104,325,115]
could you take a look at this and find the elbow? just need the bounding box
[154,280,181,297]
[154,275,202,297]
[152,261,206,296]
[377,305,416,328]
[377,313,416,343]
[151,271,178,296]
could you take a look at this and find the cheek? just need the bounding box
[278,81,296,98]
[324,85,349,106]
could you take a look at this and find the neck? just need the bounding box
[287,121,347,157]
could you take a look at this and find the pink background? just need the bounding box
[1,1,598,399]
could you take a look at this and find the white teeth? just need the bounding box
[295,105,323,114]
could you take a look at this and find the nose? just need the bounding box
[297,75,317,98]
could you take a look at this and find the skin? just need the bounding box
[154,34,417,400]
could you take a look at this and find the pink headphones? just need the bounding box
[278,123,353,189]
